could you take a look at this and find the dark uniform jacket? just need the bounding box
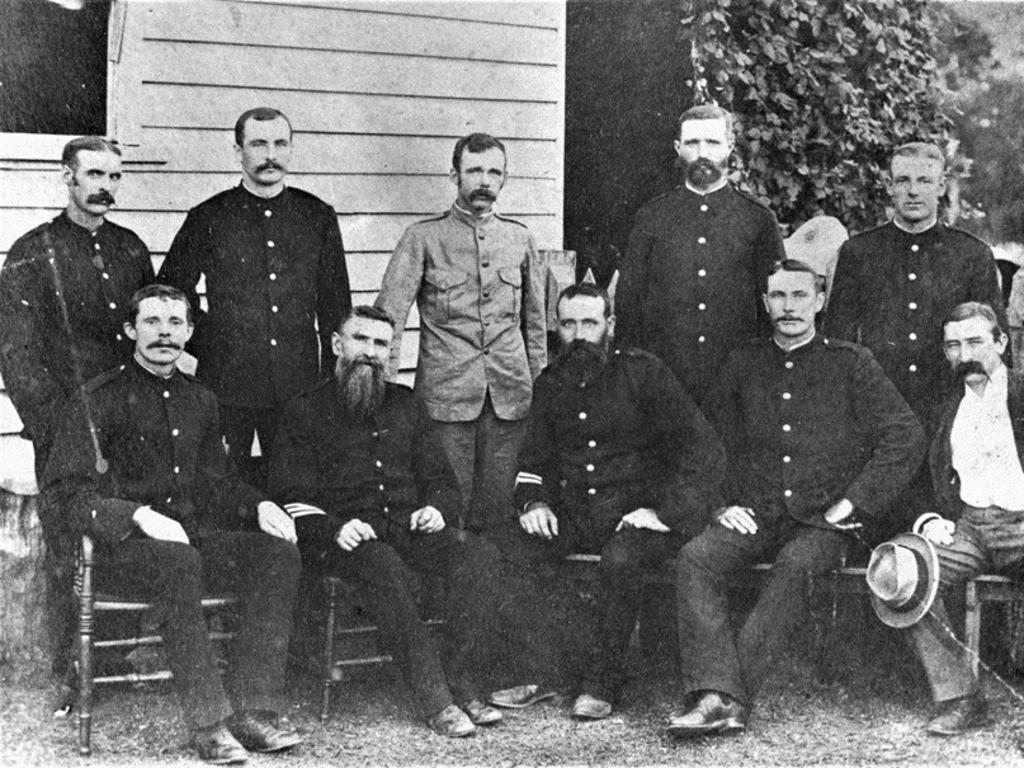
[616,184,786,403]
[43,361,265,546]
[268,379,462,543]
[929,369,1024,522]
[706,335,926,530]
[513,347,725,536]
[158,184,351,409]
[0,213,153,444]
[828,221,1004,417]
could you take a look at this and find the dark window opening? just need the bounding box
[0,0,111,135]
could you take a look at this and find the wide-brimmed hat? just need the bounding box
[865,532,940,629]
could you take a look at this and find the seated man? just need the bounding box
[868,301,1020,736]
[44,284,303,765]
[268,305,545,738]
[669,259,925,737]
[497,282,725,720]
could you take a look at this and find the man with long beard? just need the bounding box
[616,104,786,406]
[496,283,724,720]
[268,306,543,737]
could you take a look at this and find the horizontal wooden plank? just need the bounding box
[0,210,562,255]
[138,42,559,104]
[139,84,560,142]
[0,171,559,217]
[144,1,560,66]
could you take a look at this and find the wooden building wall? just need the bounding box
[0,0,566,494]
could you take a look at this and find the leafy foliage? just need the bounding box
[682,0,951,233]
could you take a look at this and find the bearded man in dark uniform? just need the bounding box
[45,285,302,764]
[0,136,154,671]
[616,104,786,405]
[494,282,724,721]
[158,107,350,488]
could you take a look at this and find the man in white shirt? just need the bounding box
[896,301,1024,736]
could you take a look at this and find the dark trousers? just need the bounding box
[433,394,525,534]
[219,405,280,492]
[494,517,684,700]
[301,525,499,717]
[909,504,1024,702]
[676,517,851,706]
[96,531,300,729]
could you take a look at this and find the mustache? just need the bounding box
[469,188,497,202]
[146,341,182,350]
[87,192,115,205]
[955,360,986,378]
[257,161,284,173]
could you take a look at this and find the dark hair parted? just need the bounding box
[339,305,395,333]
[128,284,193,325]
[556,282,613,318]
[451,133,507,172]
[767,259,827,294]
[61,136,121,169]
[943,301,1003,340]
[234,107,293,146]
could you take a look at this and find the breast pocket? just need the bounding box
[497,266,522,320]
[422,269,468,323]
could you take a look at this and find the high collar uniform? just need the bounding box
[616,184,786,403]
[158,184,350,408]
[828,221,1004,418]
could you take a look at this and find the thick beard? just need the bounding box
[335,356,386,419]
[558,338,609,385]
[684,157,725,190]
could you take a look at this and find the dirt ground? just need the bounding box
[4,607,1024,768]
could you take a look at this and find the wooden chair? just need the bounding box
[73,533,237,756]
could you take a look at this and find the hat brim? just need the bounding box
[869,532,941,629]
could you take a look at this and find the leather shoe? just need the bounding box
[427,703,476,738]
[226,710,302,753]
[461,699,503,725]
[926,693,988,736]
[570,693,613,720]
[488,684,558,709]
[192,723,249,765]
[666,691,747,737]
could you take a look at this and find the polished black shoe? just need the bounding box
[226,710,303,753]
[427,703,476,738]
[192,723,249,765]
[666,691,747,738]
[926,693,989,736]
[461,698,503,725]
[488,684,558,709]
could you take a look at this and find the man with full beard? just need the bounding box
[268,306,542,738]
[615,104,786,406]
[495,283,724,720]
[868,302,1022,737]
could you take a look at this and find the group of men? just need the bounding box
[0,101,1018,763]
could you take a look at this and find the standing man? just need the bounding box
[375,133,547,533]
[501,283,723,720]
[45,285,302,764]
[615,104,786,404]
[667,260,924,738]
[0,136,154,670]
[159,107,350,488]
[868,301,1021,737]
[269,306,546,737]
[828,141,1004,421]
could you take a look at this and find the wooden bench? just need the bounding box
[565,554,1020,675]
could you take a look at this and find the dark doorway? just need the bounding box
[1,0,110,135]
[564,0,694,285]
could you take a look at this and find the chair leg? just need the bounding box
[77,541,95,756]
[321,578,339,722]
